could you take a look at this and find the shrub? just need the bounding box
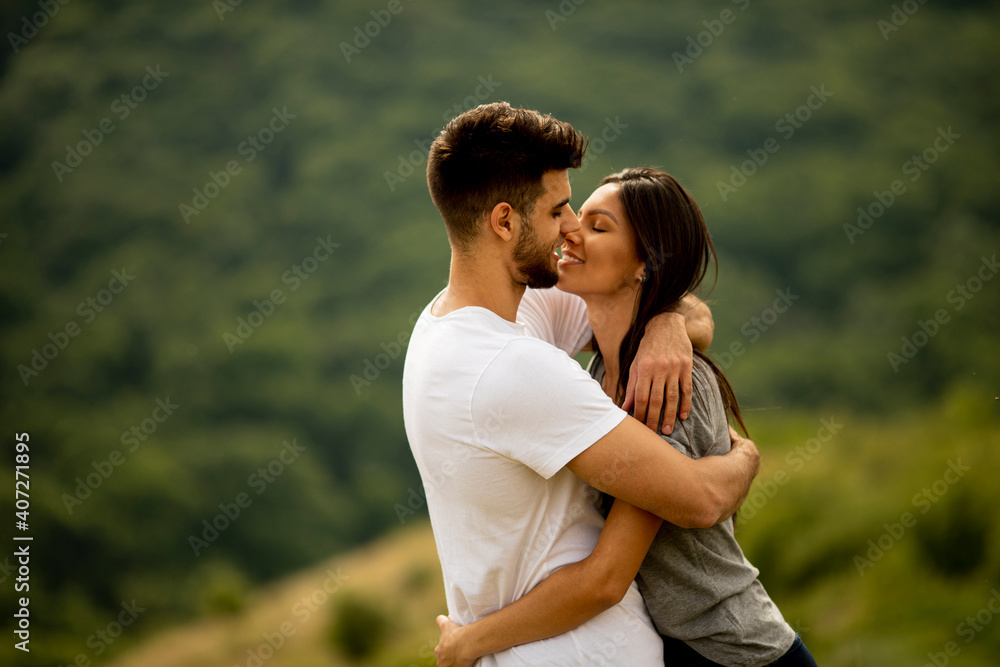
[328,593,391,661]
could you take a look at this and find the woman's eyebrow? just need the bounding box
[584,208,619,225]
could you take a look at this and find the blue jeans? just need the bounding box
[662,633,818,666]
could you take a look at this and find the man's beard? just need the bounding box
[513,219,559,289]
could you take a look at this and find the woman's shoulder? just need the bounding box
[691,355,725,414]
[664,355,729,457]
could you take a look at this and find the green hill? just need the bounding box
[110,410,1000,666]
[0,0,998,665]
[106,523,446,667]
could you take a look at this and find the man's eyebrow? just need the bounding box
[552,197,571,210]
[585,208,619,225]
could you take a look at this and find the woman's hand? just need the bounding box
[435,615,477,667]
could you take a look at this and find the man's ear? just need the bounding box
[488,202,516,241]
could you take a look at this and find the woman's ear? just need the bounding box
[635,262,648,283]
[489,202,515,241]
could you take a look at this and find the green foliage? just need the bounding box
[192,561,249,617]
[328,593,391,662]
[735,409,1000,664]
[913,489,991,578]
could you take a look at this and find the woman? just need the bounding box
[434,168,818,666]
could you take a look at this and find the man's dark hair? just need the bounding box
[426,102,586,249]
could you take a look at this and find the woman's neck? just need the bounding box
[584,290,639,401]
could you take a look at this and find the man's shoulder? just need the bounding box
[490,333,579,367]
[411,305,523,350]
[409,307,573,381]
[469,336,580,398]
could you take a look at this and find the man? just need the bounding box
[402,102,759,665]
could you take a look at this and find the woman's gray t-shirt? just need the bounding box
[591,354,795,667]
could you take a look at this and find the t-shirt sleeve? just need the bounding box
[517,287,592,355]
[659,359,729,459]
[471,337,626,479]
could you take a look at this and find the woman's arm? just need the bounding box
[434,500,662,667]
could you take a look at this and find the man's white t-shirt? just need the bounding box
[402,288,664,666]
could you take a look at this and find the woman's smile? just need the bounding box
[557,248,585,266]
[556,183,644,298]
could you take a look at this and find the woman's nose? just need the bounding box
[562,227,581,246]
[560,207,581,236]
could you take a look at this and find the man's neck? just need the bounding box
[432,251,525,322]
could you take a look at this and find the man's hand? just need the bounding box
[726,425,760,517]
[622,311,692,435]
[435,615,477,667]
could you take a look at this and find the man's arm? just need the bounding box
[567,420,758,529]
[516,287,592,354]
[521,288,714,434]
[434,500,662,667]
[622,294,715,435]
[676,294,714,352]
[434,409,744,665]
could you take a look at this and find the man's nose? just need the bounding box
[560,206,580,236]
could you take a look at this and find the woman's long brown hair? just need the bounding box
[594,167,748,437]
